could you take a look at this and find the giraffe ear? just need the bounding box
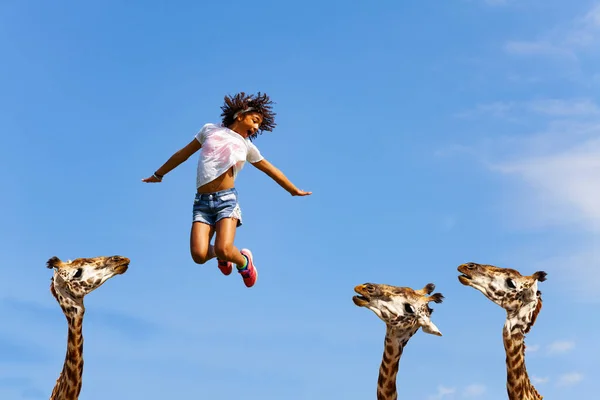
[418,316,442,336]
[46,256,62,269]
[533,271,547,282]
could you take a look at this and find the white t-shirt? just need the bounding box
[194,123,264,189]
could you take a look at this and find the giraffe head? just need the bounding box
[47,256,130,309]
[353,283,444,336]
[458,262,547,333]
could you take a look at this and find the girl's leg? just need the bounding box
[213,218,246,266]
[190,222,216,264]
[214,217,257,287]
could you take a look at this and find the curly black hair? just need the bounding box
[220,92,276,139]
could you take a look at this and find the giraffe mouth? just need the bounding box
[114,263,129,274]
[458,273,472,285]
[352,295,369,306]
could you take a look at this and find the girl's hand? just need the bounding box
[142,174,162,183]
[291,189,312,196]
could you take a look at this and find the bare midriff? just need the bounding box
[196,167,235,193]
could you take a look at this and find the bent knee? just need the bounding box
[214,244,235,261]
[191,252,210,265]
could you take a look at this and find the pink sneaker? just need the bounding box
[217,259,233,276]
[238,249,258,287]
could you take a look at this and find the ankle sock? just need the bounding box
[236,254,249,270]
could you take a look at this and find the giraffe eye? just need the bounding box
[404,303,416,314]
[506,278,517,289]
[73,269,83,279]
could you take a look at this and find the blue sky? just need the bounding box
[1,0,598,398]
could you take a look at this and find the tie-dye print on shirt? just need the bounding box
[194,123,263,188]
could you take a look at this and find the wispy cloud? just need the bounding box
[429,384,490,399]
[454,101,516,119]
[526,98,600,116]
[457,98,600,233]
[527,340,576,356]
[428,386,456,400]
[504,3,600,59]
[504,41,575,59]
[548,340,576,355]
[525,344,540,353]
[463,384,486,397]
[557,372,584,387]
[493,131,600,231]
[566,4,600,47]
[457,98,600,119]
[532,376,550,385]
[462,97,600,232]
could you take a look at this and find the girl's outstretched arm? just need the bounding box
[142,139,201,183]
[252,159,312,196]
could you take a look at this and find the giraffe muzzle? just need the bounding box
[457,264,475,285]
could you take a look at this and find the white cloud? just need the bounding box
[476,100,600,233]
[466,101,516,118]
[504,4,600,59]
[429,384,489,399]
[526,98,600,116]
[525,344,540,353]
[504,41,574,59]
[457,98,599,119]
[548,340,576,355]
[532,376,549,385]
[566,4,600,47]
[428,386,456,400]
[463,384,486,397]
[557,372,584,387]
[494,133,600,231]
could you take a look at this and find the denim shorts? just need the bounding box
[192,188,242,227]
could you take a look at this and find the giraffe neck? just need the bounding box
[376,326,414,400]
[50,300,85,400]
[502,325,543,400]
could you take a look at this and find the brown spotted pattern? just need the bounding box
[458,262,546,400]
[353,283,444,400]
[47,255,129,400]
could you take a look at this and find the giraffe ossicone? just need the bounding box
[47,255,130,400]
